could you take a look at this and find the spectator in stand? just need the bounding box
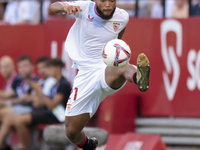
[138,0,152,17]
[116,0,151,17]
[165,0,175,18]
[0,55,38,120]
[0,56,17,93]
[0,0,40,25]
[148,0,163,18]
[191,0,200,16]
[0,58,71,150]
[36,56,56,96]
[171,0,189,18]
[116,0,136,16]
[0,2,5,20]
[0,3,3,20]
[192,0,199,6]
[42,0,65,21]
[42,0,52,21]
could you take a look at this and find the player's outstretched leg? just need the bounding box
[105,53,150,91]
[65,114,98,150]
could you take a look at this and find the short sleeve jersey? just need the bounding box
[64,1,129,70]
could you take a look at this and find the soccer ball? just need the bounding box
[102,39,131,68]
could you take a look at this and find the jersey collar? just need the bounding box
[92,3,104,21]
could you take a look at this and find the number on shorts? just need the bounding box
[74,87,78,100]
[69,87,78,100]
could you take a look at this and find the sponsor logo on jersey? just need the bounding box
[87,15,94,21]
[113,22,120,31]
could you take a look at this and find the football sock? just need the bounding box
[76,136,88,148]
[132,71,137,85]
[77,136,94,150]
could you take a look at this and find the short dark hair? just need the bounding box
[36,56,50,64]
[46,58,65,68]
[17,55,32,64]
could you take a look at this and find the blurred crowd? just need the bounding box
[0,0,200,25]
[0,55,71,150]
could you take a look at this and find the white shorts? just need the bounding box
[65,63,126,118]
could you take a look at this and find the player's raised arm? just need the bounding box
[50,1,82,15]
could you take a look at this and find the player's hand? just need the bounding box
[64,5,82,15]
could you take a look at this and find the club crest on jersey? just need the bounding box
[113,22,120,31]
[67,104,71,112]
[87,15,94,21]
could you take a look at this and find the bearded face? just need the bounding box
[95,0,116,20]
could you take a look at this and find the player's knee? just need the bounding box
[65,126,79,140]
